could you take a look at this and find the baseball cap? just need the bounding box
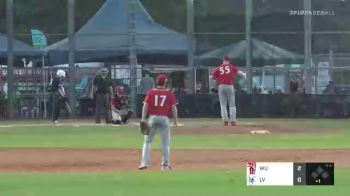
[156,74,167,85]
[223,56,230,61]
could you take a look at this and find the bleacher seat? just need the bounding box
[75,75,89,97]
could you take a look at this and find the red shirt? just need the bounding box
[111,94,128,110]
[212,63,239,85]
[144,88,178,116]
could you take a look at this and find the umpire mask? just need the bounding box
[100,68,109,79]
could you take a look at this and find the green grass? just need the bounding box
[0,124,349,149]
[0,119,349,196]
[245,118,350,131]
[0,169,347,196]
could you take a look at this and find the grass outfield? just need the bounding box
[0,170,348,196]
[0,123,349,149]
[0,129,349,149]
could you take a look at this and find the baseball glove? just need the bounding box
[139,121,150,135]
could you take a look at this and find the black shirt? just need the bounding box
[93,75,112,94]
[51,76,62,93]
[290,81,298,94]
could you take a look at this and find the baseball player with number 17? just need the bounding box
[139,74,178,171]
[211,56,246,126]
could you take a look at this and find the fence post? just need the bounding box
[273,65,276,94]
[187,0,195,94]
[68,0,76,116]
[6,0,14,119]
[42,55,47,118]
[128,0,138,113]
[304,0,312,94]
[245,0,253,94]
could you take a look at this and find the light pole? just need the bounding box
[68,0,76,116]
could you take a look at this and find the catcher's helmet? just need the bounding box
[100,67,109,78]
[116,85,125,95]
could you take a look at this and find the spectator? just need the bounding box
[323,80,338,95]
[15,90,21,117]
[260,86,268,94]
[196,82,203,93]
[253,85,259,94]
[2,76,7,99]
[290,78,299,94]
[276,86,284,94]
[140,72,155,94]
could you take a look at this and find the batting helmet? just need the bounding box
[57,69,66,78]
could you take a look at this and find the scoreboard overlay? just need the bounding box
[247,162,334,186]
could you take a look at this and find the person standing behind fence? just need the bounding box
[140,73,155,94]
[211,56,246,126]
[51,70,71,124]
[290,78,299,94]
[90,68,113,124]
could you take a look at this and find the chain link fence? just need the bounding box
[1,0,350,118]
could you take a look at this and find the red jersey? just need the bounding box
[111,95,128,110]
[212,63,239,85]
[143,88,178,116]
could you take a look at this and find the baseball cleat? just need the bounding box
[161,165,172,171]
[224,121,229,126]
[138,165,148,170]
[231,121,237,126]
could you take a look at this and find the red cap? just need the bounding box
[156,74,168,85]
[223,56,230,61]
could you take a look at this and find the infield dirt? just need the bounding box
[0,120,347,172]
[1,148,349,172]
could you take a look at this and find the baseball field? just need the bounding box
[0,118,349,196]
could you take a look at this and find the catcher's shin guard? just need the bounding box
[122,111,133,124]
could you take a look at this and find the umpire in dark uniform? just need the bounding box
[90,67,113,124]
[51,69,71,124]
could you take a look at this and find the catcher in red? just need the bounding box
[139,74,178,171]
[110,85,133,124]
